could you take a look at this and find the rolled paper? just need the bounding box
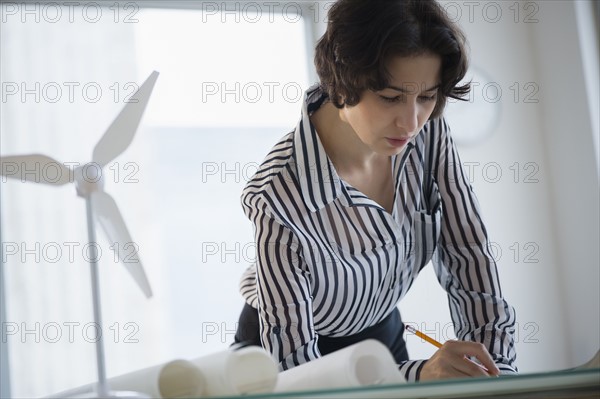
[191,346,278,396]
[110,359,205,398]
[47,359,205,399]
[48,347,278,398]
[274,339,406,393]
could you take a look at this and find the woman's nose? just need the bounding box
[394,103,418,134]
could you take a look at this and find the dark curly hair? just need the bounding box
[314,0,470,118]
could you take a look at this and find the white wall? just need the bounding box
[398,0,599,372]
[529,0,600,367]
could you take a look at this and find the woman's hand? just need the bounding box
[419,340,500,381]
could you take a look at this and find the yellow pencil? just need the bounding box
[406,324,492,373]
[405,325,443,348]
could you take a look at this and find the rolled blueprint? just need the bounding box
[109,359,205,398]
[274,339,406,393]
[46,359,205,398]
[191,345,278,396]
[47,347,278,398]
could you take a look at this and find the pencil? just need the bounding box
[405,325,443,348]
[406,324,491,373]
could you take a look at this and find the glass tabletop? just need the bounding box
[212,368,599,399]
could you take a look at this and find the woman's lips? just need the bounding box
[386,137,410,147]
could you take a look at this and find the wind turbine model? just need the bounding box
[1,71,159,398]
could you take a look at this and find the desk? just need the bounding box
[218,369,600,399]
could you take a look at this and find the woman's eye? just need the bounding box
[418,95,437,103]
[379,95,402,103]
[379,94,437,104]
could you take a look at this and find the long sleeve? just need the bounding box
[245,194,321,371]
[432,118,518,374]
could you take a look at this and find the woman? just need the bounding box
[234,0,517,382]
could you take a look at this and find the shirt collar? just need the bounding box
[293,83,344,212]
[292,83,418,213]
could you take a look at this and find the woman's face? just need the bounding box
[340,53,442,156]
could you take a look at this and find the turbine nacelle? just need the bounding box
[74,163,105,198]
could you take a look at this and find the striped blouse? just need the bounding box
[238,83,517,381]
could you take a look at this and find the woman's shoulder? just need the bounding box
[241,130,298,206]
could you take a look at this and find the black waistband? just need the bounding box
[233,304,409,364]
[317,308,408,363]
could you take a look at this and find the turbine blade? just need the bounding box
[0,154,71,185]
[92,71,159,168]
[91,191,153,298]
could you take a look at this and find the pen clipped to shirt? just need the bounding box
[405,325,493,374]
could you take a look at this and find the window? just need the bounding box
[1,3,309,396]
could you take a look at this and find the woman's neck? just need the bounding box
[309,100,386,175]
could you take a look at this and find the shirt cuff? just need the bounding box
[497,364,518,375]
[398,359,428,382]
[399,360,516,381]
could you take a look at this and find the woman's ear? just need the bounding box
[339,105,349,124]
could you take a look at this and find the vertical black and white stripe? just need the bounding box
[239,83,517,381]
